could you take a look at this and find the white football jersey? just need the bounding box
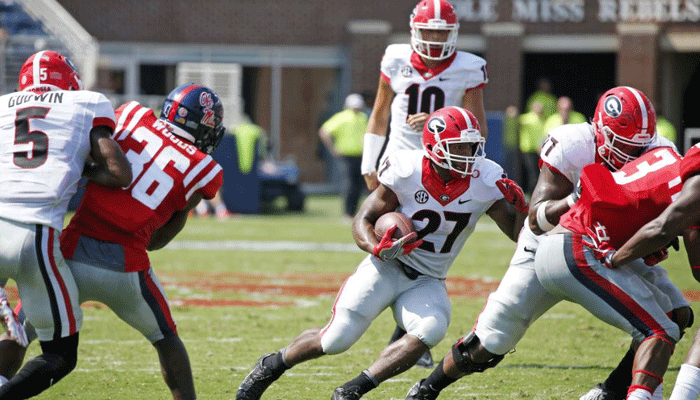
[0,90,115,231]
[512,122,679,267]
[380,44,488,156]
[378,150,503,279]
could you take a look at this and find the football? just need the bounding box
[374,212,414,240]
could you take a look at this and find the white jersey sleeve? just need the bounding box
[378,150,502,279]
[380,44,488,157]
[0,90,115,230]
[539,122,597,185]
[649,134,679,154]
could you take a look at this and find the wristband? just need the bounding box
[566,194,576,208]
[536,200,556,232]
[361,133,386,174]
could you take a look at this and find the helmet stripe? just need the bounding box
[453,107,474,129]
[32,51,46,86]
[624,86,649,134]
[433,0,441,19]
[168,84,202,121]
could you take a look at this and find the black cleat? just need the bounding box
[415,350,434,368]
[331,386,362,400]
[236,353,285,400]
[405,379,440,400]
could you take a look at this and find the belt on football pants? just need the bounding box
[397,260,423,280]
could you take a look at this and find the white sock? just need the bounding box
[651,383,664,400]
[628,387,653,400]
[670,364,700,400]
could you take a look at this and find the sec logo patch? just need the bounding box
[415,190,429,204]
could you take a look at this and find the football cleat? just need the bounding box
[0,288,28,347]
[415,350,435,368]
[406,380,440,400]
[579,383,623,400]
[236,353,285,400]
[331,386,362,400]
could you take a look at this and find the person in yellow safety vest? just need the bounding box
[543,96,587,134]
[234,116,269,174]
[526,77,557,120]
[518,101,547,194]
[193,115,269,220]
[656,114,677,147]
[319,93,368,219]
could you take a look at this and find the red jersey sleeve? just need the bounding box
[183,154,223,200]
[681,145,700,182]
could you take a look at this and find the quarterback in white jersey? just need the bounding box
[362,0,488,192]
[0,51,131,398]
[406,87,690,400]
[236,107,527,400]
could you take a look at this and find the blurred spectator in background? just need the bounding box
[518,101,546,194]
[502,105,521,184]
[656,109,678,146]
[194,115,269,220]
[319,93,368,219]
[526,77,557,120]
[235,115,269,170]
[543,96,587,134]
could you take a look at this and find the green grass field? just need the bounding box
[12,195,700,399]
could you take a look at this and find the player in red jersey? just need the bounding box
[0,83,225,400]
[607,144,700,400]
[533,146,685,400]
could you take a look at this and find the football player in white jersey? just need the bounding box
[362,0,489,367]
[406,87,691,400]
[0,51,132,397]
[361,0,488,193]
[236,107,528,400]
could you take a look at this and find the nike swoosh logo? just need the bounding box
[458,198,471,204]
[438,77,449,81]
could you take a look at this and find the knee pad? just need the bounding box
[451,332,504,374]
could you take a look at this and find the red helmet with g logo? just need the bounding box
[422,106,484,178]
[593,86,656,170]
[410,0,459,61]
[18,50,83,92]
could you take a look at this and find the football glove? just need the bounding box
[642,237,680,266]
[643,247,669,266]
[583,242,616,269]
[372,225,422,261]
[496,178,529,213]
[0,288,28,347]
